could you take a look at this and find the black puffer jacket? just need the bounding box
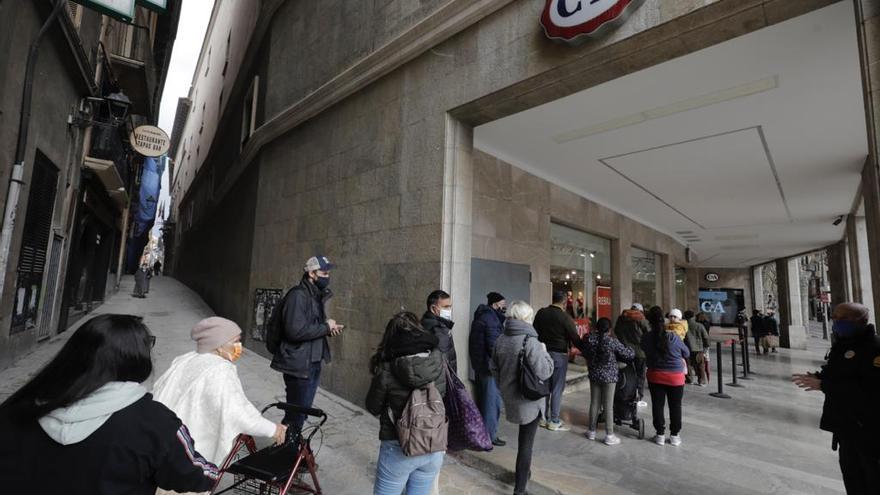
[270,276,332,378]
[365,350,447,441]
[422,312,457,372]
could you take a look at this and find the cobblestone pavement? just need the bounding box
[0,276,513,495]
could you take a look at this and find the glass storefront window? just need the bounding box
[631,247,661,309]
[675,267,687,309]
[550,223,612,322]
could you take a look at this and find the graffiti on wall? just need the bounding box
[252,288,283,341]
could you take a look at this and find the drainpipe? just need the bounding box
[0,0,68,302]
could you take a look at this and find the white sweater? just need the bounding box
[152,352,276,465]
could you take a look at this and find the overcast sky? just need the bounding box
[154,1,215,232]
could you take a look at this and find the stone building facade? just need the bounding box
[0,0,179,370]
[171,0,880,405]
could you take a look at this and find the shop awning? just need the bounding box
[83,156,129,210]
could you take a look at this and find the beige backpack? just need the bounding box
[396,381,448,456]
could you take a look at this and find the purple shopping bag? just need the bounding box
[443,361,493,452]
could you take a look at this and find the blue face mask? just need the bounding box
[832,320,861,338]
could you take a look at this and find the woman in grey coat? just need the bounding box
[491,301,554,495]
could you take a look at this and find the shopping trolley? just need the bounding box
[211,402,327,495]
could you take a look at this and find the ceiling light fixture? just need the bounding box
[552,75,779,144]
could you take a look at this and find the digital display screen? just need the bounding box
[698,288,745,327]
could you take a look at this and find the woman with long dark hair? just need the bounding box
[0,314,218,494]
[366,311,447,495]
[641,306,690,447]
[583,317,634,445]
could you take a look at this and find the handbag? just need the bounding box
[442,361,493,452]
[766,335,780,348]
[519,336,550,400]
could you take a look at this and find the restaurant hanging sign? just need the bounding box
[129,125,170,157]
[541,0,645,45]
[137,0,167,12]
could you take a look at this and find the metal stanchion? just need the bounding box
[740,330,752,380]
[728,341,744,387]
[710,341,731,399]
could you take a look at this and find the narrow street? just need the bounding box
[0,277,513,495]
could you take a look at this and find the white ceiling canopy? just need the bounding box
[474,2,867,268]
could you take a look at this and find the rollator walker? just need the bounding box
[211,403,327,495]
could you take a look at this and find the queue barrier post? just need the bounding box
[727,340,744,388]
[710,341,732,399]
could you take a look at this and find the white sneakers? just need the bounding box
[653,434,683,446]
[603,434,621,446]
[585,429,620,445]
[546,420,570,432]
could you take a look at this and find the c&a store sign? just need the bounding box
[541,0,645,45]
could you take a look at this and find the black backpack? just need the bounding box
[518,336,550,400]
[265,289,293,355]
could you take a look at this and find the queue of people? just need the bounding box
[0,250,872,495]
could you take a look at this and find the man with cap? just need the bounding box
[793,302,880,494]
[533,290,584,431]
[270,255,343,440]
[469,291,507,446]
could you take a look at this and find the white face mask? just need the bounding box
[439,308,453,321]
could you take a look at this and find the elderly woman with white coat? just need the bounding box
[491,301,554,495]
[153,317,287,474]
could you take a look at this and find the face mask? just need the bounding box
[832,320,861,338]
[314,276,330,290]
[439,308,453,321]
[497,306,507,315]
[220,342,242,362]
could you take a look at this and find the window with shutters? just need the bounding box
[11,152,59,335]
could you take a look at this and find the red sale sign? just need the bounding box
[595,286,612,320]
[569,318,591,359]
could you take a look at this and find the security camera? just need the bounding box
[832,215,844,226]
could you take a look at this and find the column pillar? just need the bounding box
[777,258,808,349]
[854,0,880,320]
[752,265,764,312]
[612,238,631,318]
[661,254,674,310]
[440,115,473,379]
[855,216,876,324]
[826,241,849,308]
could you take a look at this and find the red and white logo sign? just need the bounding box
[541,0,644,44]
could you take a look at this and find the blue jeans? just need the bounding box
[282,361,322,434]
[545,352,568,423]
[475,372,501,441]
[373,440,444,495]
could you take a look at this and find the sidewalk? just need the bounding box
[0,276,513,495]
[459,324,845,495]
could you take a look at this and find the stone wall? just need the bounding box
[472,149,688,315]
[181,0,841,406]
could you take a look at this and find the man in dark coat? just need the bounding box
[684,310,710,386]
[469,292,507,446]
[422,290,457,372]
[270,255,342,439]
[750,310,765,355]
[793,302,880,494]
[533,290,584,432]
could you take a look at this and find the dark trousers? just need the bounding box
[753,336,762,354]
[839,440,880,494]
[648,383,684,436]
[514,415,540,495]
[633,357,647,401]
[282,361,323,434]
